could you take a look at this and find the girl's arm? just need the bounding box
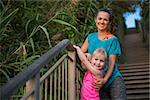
[81,53,91,69]
[73,45,101,76]
[81,63,87,69]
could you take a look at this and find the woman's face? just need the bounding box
[95,11,110,32]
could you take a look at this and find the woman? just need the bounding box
[81,8,127,100]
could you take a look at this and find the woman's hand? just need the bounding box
[92,78,107,90]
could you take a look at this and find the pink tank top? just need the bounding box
[81,71,101,100]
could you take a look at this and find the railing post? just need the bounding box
[25,77,35,100]
[68,50,76,100]
[25,73,40,100]
[35,73,40,100]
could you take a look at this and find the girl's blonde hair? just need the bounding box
[92,48,107,60]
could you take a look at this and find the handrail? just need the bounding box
[21,54,68,100]
[0,39,71,99]
[20,54,84,100]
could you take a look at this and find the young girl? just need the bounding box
[73,45,107,100]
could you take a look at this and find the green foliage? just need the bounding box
[0,8,19,34]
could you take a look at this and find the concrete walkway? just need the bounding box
[123,32,149,64]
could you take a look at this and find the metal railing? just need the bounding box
[0,39,84,100]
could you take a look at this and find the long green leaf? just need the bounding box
[0,69,10,81]
[27,26,39,41]
[21,55,40,65]
[25,20,31,33]
[0,8,19,34]
[39,25,52,48]
[52,19,82,36]
[0,8,19,27]
[30,38,35,54]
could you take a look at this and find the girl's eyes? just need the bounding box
[100,60,105,62]
[95,58,98,60]
[95,58,104,62]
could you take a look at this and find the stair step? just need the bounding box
[125,79,149,85]
[127,94,149,100]
[126,84,149,89]
[120,68,149,73]
[124,75,149,80]
[122,71,149,77]
[119,62,149,67]
[119,65,149,70]
[126,88,149,94]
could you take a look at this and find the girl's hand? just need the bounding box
[92,78,106,90]
[73,45,80,50]
[85,53,91,61]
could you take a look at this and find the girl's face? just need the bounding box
[95,11,110,32]
[91,55,105,69]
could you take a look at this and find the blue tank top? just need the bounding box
[87,32,122,90]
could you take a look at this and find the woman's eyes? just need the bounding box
[99,18,102,20]
[98,17,108,21]
[104,19,108,21]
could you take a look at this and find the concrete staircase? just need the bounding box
[119,31,149,100]
[119,63,149,100]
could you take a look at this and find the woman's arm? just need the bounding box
[103,55,116,83]
[81,38,88,53]
[74,45,101,76]
[80,38,88,69]
[93,55,116,90]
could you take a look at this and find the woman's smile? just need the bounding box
[95,11,110,32]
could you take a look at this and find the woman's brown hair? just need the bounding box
[95,8,116,34]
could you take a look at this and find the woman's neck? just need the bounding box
[98,30,111,40]
[98,30,107,36]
